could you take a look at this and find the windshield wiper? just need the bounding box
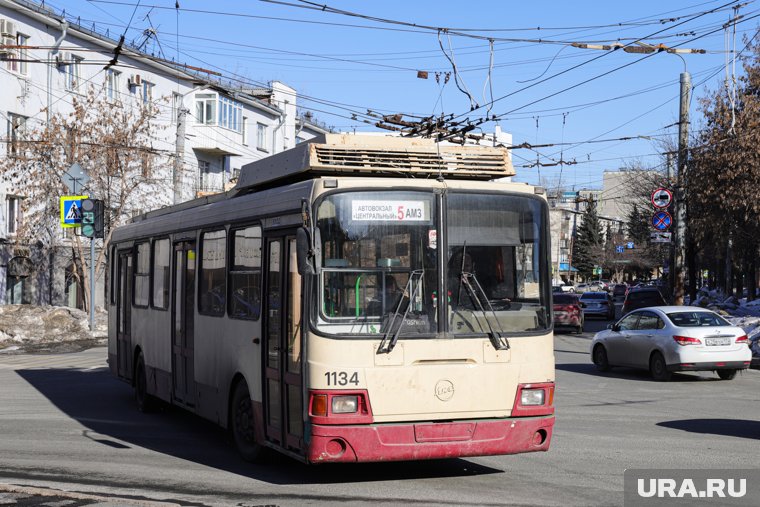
[377,269,424,355]
[460,271,510,351]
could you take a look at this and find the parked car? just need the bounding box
[553,293,584,333]
[579,291,615,320]
[622,287,667,315]
[612,283,628,300]
[590,307,752,381]
[574,283,590,293]
[552,283,575,293]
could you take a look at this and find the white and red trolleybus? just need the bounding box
[108,134,555,463]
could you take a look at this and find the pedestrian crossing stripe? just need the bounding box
[60,195,88,228]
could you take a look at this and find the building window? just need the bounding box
[133,242,150,307]
[66,55,82,91]
[229,225,262,320]
[199,229,226,316]
[171,92,182,124]
[6,195,21,235]
[257,123,267,151]
[6,273,29,305]
[242,116,248,145]
[218,96,242,132]
[106,69,120,101]
[195,93,216,125]
[142,80,154,104]
[198,160,211,191]
[7,113,26,157]
[14,33,28,75]
[152,238,170,310]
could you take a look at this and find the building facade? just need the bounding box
[0,0,329,307]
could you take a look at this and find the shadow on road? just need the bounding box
[555,362,718,382]
[657,419,760,440]
[15,367,504,485]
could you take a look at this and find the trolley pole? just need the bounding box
[673,71,690,305]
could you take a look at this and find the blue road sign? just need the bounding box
[616,246,624,253]
[60,195,87,228]
[626,241,634,249]
[651,211,672,231]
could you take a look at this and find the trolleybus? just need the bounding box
[108,134,555,463]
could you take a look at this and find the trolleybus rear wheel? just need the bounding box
[231,381,264,462]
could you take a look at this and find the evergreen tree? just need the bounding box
[571,199,604,279]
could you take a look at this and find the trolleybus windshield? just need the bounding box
[313,190,549,337]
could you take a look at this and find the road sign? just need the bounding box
[60,195,87,228]
[650,231,672,243]
[626,241,634,249]
[593,266,602,275]
[651,188,673,209]
[61,163,90,194]
[615,246,624,253]
[651,211,672,231]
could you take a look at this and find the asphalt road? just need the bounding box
[0,312,758,506]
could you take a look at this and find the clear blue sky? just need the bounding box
[45,0,756,189]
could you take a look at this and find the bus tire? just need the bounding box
[135,352,156,413]
[231,381,264,462]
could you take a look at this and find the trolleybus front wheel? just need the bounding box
[135,352,156,413]
[231,381,264,462]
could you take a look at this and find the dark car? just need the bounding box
[579,291,615,320]
[622,287,667,315]
[553,293,584,333]
[611,284,628,300]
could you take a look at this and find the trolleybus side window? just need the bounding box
[229,225,262,320]
[152,238,170,310]
[199,229,227,316]
[110,245,116,305]
[133,242,150,308]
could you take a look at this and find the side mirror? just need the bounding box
[607,324,614,330]
[296,227,316,275]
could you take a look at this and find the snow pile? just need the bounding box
[0,305,107,352]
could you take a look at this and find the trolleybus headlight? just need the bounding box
[332,395,359,414]
[520,389,545,406]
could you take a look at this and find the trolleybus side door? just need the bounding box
[116,250,133,381]
[263,234,304,453]
[172,241,197,407]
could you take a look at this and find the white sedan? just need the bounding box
[590,306,751,381]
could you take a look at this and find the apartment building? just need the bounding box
[0,0,329,307]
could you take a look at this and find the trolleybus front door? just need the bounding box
[263,235,304,453]
[172,241,196,408]
[116,250,133,381]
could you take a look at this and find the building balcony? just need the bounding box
[187,124,245,156]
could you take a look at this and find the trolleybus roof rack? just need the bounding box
[232,134,515,195]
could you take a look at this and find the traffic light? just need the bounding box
[80,198,104,238]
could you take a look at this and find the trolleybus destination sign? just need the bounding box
[351,200,428,221]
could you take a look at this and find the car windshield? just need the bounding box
[628,291,662,301]
[581,292,607,300]
[667,312,730,327]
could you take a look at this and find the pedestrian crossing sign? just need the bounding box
[60,195,88,228]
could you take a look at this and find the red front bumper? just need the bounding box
[307,415,555,463]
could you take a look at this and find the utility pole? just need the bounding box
[173,104,188,204]
[673,71,690,305]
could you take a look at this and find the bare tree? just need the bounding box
[1,85,174,310]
